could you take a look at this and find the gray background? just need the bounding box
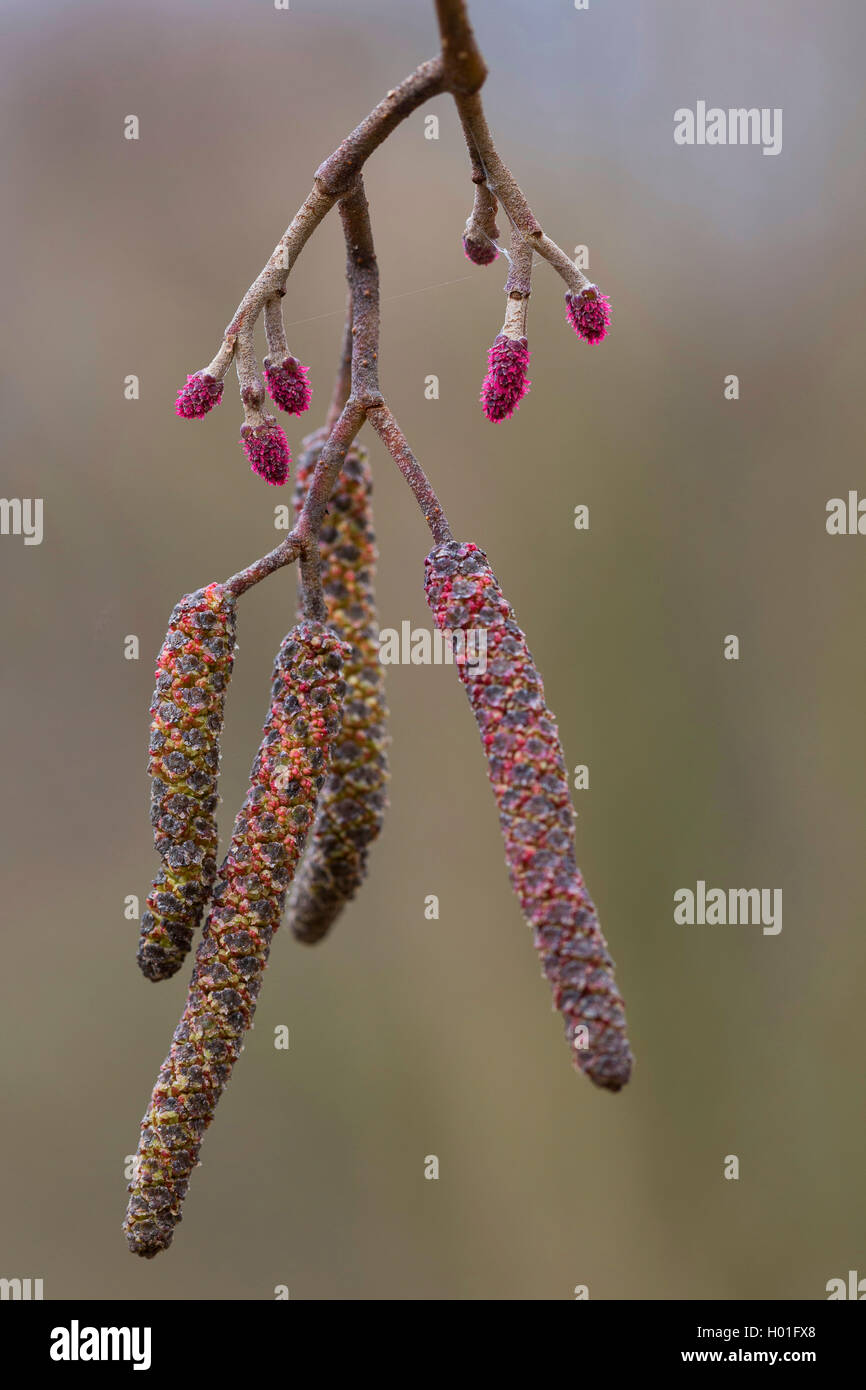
[1,0,864,1299]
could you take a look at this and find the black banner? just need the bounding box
[3,1299,860,1374]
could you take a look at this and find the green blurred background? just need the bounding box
[1,0,864,1300]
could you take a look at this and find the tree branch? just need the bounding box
[224,533,302,598]
[202,57,446,383]
[452,92,588,295]
[295,400,368,544]
[338,180,383,410]
[434,0,487,94]
[215,0,595,599]
[338,177,453,544]
[325,293,354,434]
[367,405,453,545]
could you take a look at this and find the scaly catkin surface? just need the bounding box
[424,541,632,1092]
[124,621,349,1257]
[138,583,237,982]
[285,430,389,944]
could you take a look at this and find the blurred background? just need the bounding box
[1,0,864,1300]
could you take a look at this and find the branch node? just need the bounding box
[435,0,488,93]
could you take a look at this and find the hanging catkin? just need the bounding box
[124,621,349,1257]
[284,430,389,944]
[424,541,632,1092]
[138,583,237,982]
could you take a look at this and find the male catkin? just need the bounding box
[424,541,632,1091]
[285,431,389,944]
[138,583,237,982]
[124,621,349,1256]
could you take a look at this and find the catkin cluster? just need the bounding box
[285,431,389,944]
[424,541,632,1091]
[124,622,349,1257]
[138,584,237,982]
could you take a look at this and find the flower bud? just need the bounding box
[481,335,531,422]
[263,355,313,416]
[174,372,224,419]
[462,231,499,266]
[240,417,291,486]
[462,182,500,266]
[565,285,611,345]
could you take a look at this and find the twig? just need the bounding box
[201,59,446,383]
[337,178,453,544]
[502,224,533,337]
[224,534,302,598]
[367,405,453,545]
[434,0,487,93]
[218,0,589,596]
[338,180,384,410]
[263,292,289,363]
[325,293,354,434]
[452,93,587,295]
[294,400,368,544]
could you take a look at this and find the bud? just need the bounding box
[240,417,291,486]
[462,182,500,266]
[424,541,632,1092]
[462,231,499,266]
[263,355,313,416]
[565,285,611,345]
[286,432,389,944]
[174,372,224,419]
[481,335,531,422]
[139,583,237,981]
[124,621,350,1257]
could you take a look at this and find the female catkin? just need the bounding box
[424,541,632,1092]
[124,621,349,1257]
[285,431,389,944]
[138,583,237,982]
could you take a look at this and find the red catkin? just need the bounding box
[123,622,350,1257]
[174,372,224,419]
[240,417,292,486]
[263,355,313,416]
[139,583,237,982]
[481,334,531,422]
[424,540,632,1092]
[565,285,611,345]
[286,431,390,944]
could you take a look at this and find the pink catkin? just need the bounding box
[565,286,611,345]
[241,418,291,486]
[424,540,633,1092]
[175,372,224,419]
[481,335,531,422]
[264,356,313,416]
